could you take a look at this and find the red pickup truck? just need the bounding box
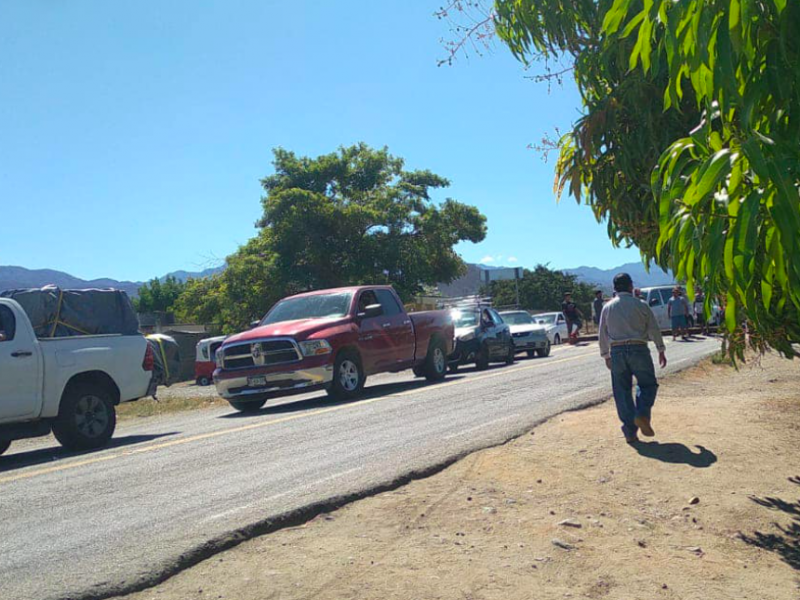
[214,286,454,412]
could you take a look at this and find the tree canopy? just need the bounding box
[177,144,487,332]
[443,0,800,358]
[134,276,187,314]
[487,265,597,316]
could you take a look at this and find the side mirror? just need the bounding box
[249,320,261,329]
[358,303,384,319]
[649,298,659,307]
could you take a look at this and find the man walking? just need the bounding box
[667,287,690,340]
[592,290,604,329]
[561,292,584,342]
[599,273,668,444]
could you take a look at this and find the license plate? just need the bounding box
[248,375,268,388]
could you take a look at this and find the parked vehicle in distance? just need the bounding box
[214,286,454,412]
[0,298,154,457]
[448,307,515,372]
[195,335,226,386]
[499,311,551,358]
[640,286,721,330]
[530,312,569,345]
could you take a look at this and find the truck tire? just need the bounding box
[229,399,266,413]
[0,440,10,457]
[197,376,211,387]
[424,338,448,382]
[52,382,117,451]
[327,349,365,400]
[475,343,490,371]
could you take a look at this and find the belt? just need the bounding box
[610,340,648,347]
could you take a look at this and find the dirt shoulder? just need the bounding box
[122,353,800,600]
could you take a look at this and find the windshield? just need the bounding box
[451,310,479,328]
[533,314,556,325]
[262,293,353,325]
[501,312,533,325]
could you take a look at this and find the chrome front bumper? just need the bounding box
[214,364,334,400]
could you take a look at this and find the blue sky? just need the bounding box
[0,0,641,282]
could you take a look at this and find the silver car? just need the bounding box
[499,311,551,358]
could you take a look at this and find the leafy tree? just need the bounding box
[487,265,597,316]
[177,144,487,332]
[134,276,187,314]
[258,144,487,300]
[442,1,800,358]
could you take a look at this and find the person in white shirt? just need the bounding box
[599,273,668,444]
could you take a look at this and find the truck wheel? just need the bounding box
[536,341,552,358]
[505,342,516,365]
[327,350,365,400]
[0,440,10,457]
[424,338,448,382]
[53,383,117,451]
[475,343,490,371]
[229,399,266,413]
[197,376,211,387]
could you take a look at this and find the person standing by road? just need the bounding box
[562,292,584,342]
[693,289,708,335]
[592,290,604,329]
[667,287,691,341]
[599,273,667,444]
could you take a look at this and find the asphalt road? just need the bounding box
[0,337,719,600]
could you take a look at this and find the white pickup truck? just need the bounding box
[0,298,154,457]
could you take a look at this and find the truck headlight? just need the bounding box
[299,339,333,357]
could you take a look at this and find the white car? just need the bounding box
[498,311,551,357]
[530,312,570,345]
[0,298,154,457]
[640,286,721,330]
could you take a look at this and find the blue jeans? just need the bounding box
[610,345,659,438]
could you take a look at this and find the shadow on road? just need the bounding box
[0,432,178,473]
[219,376,468,419]
[633,441,717,468]
[740,476,800,570]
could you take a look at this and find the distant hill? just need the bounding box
[564,261,675,289]
[0,265,225,297]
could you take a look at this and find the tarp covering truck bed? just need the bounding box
[0,285,140,338]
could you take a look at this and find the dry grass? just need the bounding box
[116,394,227,420]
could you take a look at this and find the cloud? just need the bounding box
[508,256,519,263]
[480,255,495,263]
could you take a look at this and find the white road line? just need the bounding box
[311,466,364,487]
[443,414,521,441]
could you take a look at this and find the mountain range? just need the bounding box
[563,261,675,289]
[0,261,673,299]
[0,265,224,298]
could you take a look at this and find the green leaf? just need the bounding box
[620,10,645,38]
[725,292,737,332]
[691,149,732,204]
[602,0,634,35]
